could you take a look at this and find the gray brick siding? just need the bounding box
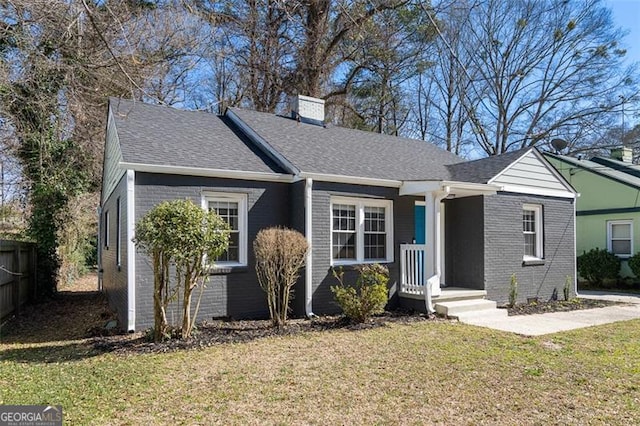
[483,193,576,304]
[133,173,291,330]
[445,196,485,289]
[100,173,129,328]
[310,182,417,314]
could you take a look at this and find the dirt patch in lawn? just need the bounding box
[505,298,623,316]
[0,272,117,344]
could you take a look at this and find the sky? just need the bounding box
[607,0,640,67]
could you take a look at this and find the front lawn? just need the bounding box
[2,317,639,424]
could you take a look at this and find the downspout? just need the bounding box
[126,170,136,332]
[304,177,315,318]
[573,197,578,297]
[97,205,103,291]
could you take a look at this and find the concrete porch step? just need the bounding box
[435,298,504,319]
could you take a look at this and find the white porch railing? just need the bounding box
[400,244,426,295]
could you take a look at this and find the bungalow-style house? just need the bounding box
[545,148,640,277]
[100,96,577,331]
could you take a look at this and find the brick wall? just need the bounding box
[101,173,129,328]
[483,193,575,304]
[133,173,291,330]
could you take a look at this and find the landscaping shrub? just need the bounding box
[135,199,229,341]
[508,274,518,307]
[254,227,308,328]
[577,248,620,286]
[331,263,389,323]
[628,252,640,278]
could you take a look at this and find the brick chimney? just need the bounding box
[290,95,325,126]
[611,147,633,163]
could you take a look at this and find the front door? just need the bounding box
[414,204,425,244]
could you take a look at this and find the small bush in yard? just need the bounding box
[254,227,308,328]
[563,275,572,301]
[508,274,518,307]
[331,264,389,323]
[577,248,620,286]
[628,252,640,278]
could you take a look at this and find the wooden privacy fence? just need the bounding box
[0,240,36,321]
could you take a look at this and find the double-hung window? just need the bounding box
[202,192,248,266]
[523,204,543,260]
[331,197,393,264]
[607,220,633,258]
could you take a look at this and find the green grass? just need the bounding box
[2,320,640,424]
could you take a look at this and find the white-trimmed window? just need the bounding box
[607,220,633,258]
[202,192,248,266]
[523,204,543,260]
[331,197,393,264]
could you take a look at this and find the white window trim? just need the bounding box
[202,192,248,267]
[607,220,633,258]
[523,204,543,261]
[330,196,394,265]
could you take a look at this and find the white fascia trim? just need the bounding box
[400,180,500,196]
[225,109,300,175]
[119,162,295,183]
[126,169,136,332]
[299,172,402,188]
[498,184,577,199]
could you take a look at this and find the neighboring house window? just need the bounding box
[104,210,110,249]
[523,204,543,260]
[202,192,248,266]
[116,198,121,267]
[607,220,633,257]
[331,197,393,264]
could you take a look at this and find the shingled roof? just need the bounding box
[109,98,285,174]
[227,107,465,181]
[446,148,532,183]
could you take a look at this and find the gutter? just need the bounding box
[304,178,315,318]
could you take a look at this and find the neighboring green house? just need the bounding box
[545,148,639,277]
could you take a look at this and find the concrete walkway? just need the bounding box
[458,292,640,336]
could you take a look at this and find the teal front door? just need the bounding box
[414,205,425,244]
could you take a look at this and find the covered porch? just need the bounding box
[397,181,500,313]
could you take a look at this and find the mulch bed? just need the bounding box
[504,298,623,316]
[92,310,441,355]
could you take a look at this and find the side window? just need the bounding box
[203,193,248,266]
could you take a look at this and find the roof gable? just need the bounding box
[108,98,286,176]
[489,149,573,193]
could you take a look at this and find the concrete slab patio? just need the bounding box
[458,292,640,336]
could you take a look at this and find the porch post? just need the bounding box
[423,192,436,313]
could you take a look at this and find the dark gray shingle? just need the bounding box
[228,107,465,181]
[110,98,285,174]
[446,148,532,183]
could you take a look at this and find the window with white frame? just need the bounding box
[331,197,393,264]
[523,204,543,260]
[203,192,248,266]
[607,220,633,257]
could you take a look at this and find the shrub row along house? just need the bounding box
[545,148,640,278]
[100,96,577,331]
